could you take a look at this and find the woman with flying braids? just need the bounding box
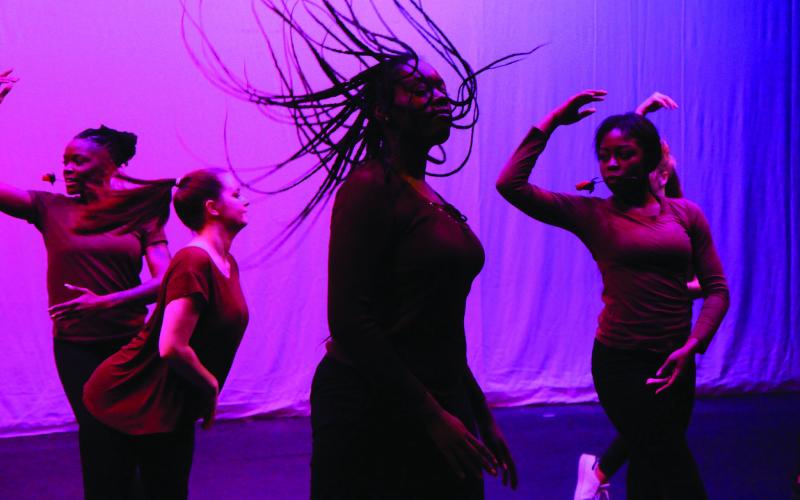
[497,90,729,499]
[0,72,172,500]
[184,1,528,497]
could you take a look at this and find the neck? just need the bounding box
[382,134,431,180]
[196,223,234,258]
[613,184,657,208]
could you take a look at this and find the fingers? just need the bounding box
[493,439,518,489]
[655,358,673,378]
[653,92,678,110]
[469,434,498,474]
[64,283,92,294]
[655,372,678,394]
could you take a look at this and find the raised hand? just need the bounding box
[0,69,18,105]
[426,408,499,480]
[635,91,678,116]
[538,89,607,134]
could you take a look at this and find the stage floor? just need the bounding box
[1,393,797,499]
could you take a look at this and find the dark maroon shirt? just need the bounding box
[26,190,167,342]
[83,247,249,434]
[497,128,729,353]
[327,160,485,418]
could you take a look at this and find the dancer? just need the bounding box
[82,168,250,499]
[574,92,700,500]
[497,90,729,500]
[0,78,171,499]
[183,2,527,497]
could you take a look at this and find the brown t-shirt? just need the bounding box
[83,246,249,435]
[26,190,167,342]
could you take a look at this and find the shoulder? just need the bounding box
[170,246,213,272]
[28,190,73,207]
[341,160,393,191]
[334,160,401,208]
[663,197,703,219]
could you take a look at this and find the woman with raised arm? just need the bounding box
[497,90,729,500]
[573,92,700,500]
[0,77,171,499]
[182,2,526,497]
[81,168,249,499]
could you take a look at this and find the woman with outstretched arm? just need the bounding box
[0,75,171,499]
[497,90,729,500]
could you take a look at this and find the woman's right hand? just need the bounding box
[0,69,17,105]
[426,409,498,480]
[538,89,607,134]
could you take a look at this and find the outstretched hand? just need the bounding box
[426,409,499,480]
[48,283,113,321]
[0,69,18,105]
[635,91,678,116]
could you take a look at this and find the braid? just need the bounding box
[183,0,537,247]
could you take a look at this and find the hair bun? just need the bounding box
[75,125,138,166]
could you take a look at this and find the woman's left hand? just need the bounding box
[48,283,114,320]
[646,341,697,394]
[478,416,518,489]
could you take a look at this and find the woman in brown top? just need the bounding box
[497,90,729,500]
[82,168,250,499]
[0,77,171,500]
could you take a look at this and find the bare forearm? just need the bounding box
[103,277,163,308]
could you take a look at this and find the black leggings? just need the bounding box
[592,340,705,500]
[310,355,483,500]
[53,339,195,500]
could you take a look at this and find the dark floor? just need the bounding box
[1,393,797,499]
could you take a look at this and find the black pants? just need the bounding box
[598,434,628,478]
[310,355,483,500]
[54,338,195,500]
[592,340,705,500]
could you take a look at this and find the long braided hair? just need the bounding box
[182,0,536,241]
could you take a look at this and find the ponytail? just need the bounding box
[75,174,175,235]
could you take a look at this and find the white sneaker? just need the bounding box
[573,453,610,500]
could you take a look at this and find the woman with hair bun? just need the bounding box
[81,168,250,500]
[0,81,172,500]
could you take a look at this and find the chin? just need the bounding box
[429,127,452,146]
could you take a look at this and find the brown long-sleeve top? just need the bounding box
[327,160,485,420]
[496,127,729,353]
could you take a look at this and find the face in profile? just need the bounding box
[211,173,249,231]
[387,59,452,146]
[62,139,117,196]
[597,129,647,196]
